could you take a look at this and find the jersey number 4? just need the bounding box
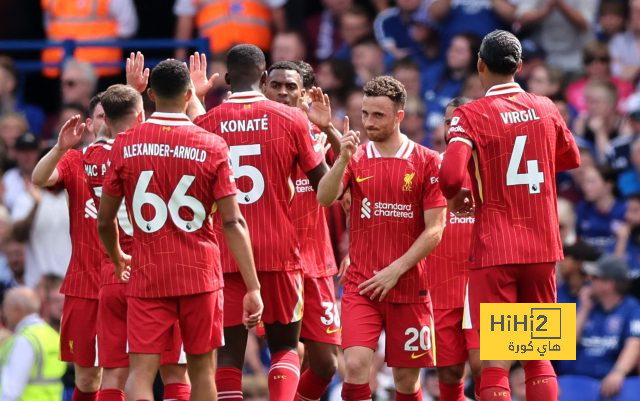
[506,135,544,194]
[132,171,206,233]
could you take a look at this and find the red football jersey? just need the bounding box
[54,150,102,299]
[83,138,135,286]
[342,137,446,304]
[291,123,337,278]
[102,112,237,298]
[447,82,578,268]
[426,156,473,310]
[194,91,323,273]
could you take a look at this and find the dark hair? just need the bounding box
[596,165,617,185]
[392,57,420,73]
[226,44,266,84]
[0,57,18,94]
[61,102,88,119]
[627,193,640,203]
[268,61,303,77]
[343,4,372,20]
[352,35,381,51]
[88,92,103,118]
[479,30,522,75]
[149,59,190,99]
[294,61,315,89]
[101,84,142,122]
[363,76,407,108]
[447,96,472,109]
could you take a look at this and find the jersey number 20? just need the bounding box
[506,135,544,194]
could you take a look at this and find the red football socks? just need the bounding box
[341,382,372,401]
[296,368,332,401]
[269,350,301,401]
[480,367,511,401]
[97,389,124,401]
[395,389,423,401]
[72,387,98,401]
[163,382,191,401]
[524,360,557,401]
[439,381,465,401]
[216,367,243,400]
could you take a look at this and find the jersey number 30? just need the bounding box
[506,135,544,194]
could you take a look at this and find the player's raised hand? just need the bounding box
[243,289,264,329]
[339,117,360,162]
[358,262,403,301]
[448,188,474,217]
[189,51,219,99]
[56,115,85,151]
[301,87,332,130]
[126,51,149,93]
[115,251,131,283]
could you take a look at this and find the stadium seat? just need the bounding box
[601,377,640,401]
[558,375,600,401]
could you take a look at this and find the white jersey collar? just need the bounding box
[485,82,524,97]
[225,91,267,104]
[366,134,415,159]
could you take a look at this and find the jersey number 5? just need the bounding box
[132,171,206,233]
[506,135,544,194]
[229,145,265,205]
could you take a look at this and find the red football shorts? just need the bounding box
[60,296,98,367]
[97,284,128,368]
[223,270,304,327]
[341,291,435,368]
[468,263,556,334]
[433,307,479,367]
[300,275,341,345]
[127,290,223,356]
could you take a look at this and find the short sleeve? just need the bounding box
[292,110,323,173]
[553,105,580,172]
[422,153,447,210]
[102,139,125,198]
[447,108,476,149]
[212,141,237,200]
[52,151,72,190]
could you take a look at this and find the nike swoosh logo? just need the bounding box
[356,176,373,183]
[411,352,428,359]
[326,327,341,334]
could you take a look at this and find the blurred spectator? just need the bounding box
[617,140,640,197]
[428,0,515,52]
[373,0,429,59]
[174,0,285,58]
[526,64,562,98]
[0,112,29,170]
[344,88,365,138]
[569,256,640,398]
[566,41,633,115]
[306,0,354,62]
[516,0,598,74]
[553,97,573,127]
[557,240,600,304]
[271,31,307,63]
[607,114,640,177]
[335,6,374,60]
[38,274,63,331]
[85,93,105,144]
[424,33,480,131]
[3,237,25,287]
[595,0,627,42]
[576,166,626,253]
[609,0,640,82]
[573,79,621,164]
[51,103,89,144]
[2,133,39,213]
[0,58,45,135]
[11,169,71,288]
[391,58,422,98]
[60,60,97,110]
[350,36,385,86]
[315,58,356,117]
[0,206,14,284]
[558,197,577,245]
[612,193,640,289]
[0,286,66,401]
[41,0,138,77]
[460,73,484,100]
[401,96,426,144]
[515,38,547,87]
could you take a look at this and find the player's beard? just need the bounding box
[366,127,393,142]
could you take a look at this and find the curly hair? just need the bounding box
[362,76,407,108]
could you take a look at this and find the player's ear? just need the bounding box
[396,108,405,124]
[137,111,144,124]
[515,60,523,74]
[260,71,268,86]
[147,88,156,103]
[185,88,193,102]
[477,57,485,74]
[225,72,230,85]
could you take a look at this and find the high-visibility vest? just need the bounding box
[0,322,66,401]
[195,0,272,54]
[41,0,121,77]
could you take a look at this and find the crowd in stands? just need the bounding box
[1,0,640,400]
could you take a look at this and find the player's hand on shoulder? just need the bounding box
[243,289,264,329]
[358,261,403,302]
[126,51,149,93]
[189,51,219,99]
[56,114,85,151]
[447,188,474,217]
[339,116,360,162]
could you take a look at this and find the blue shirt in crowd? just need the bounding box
[432,0,506,51]
[576,200,626,253]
